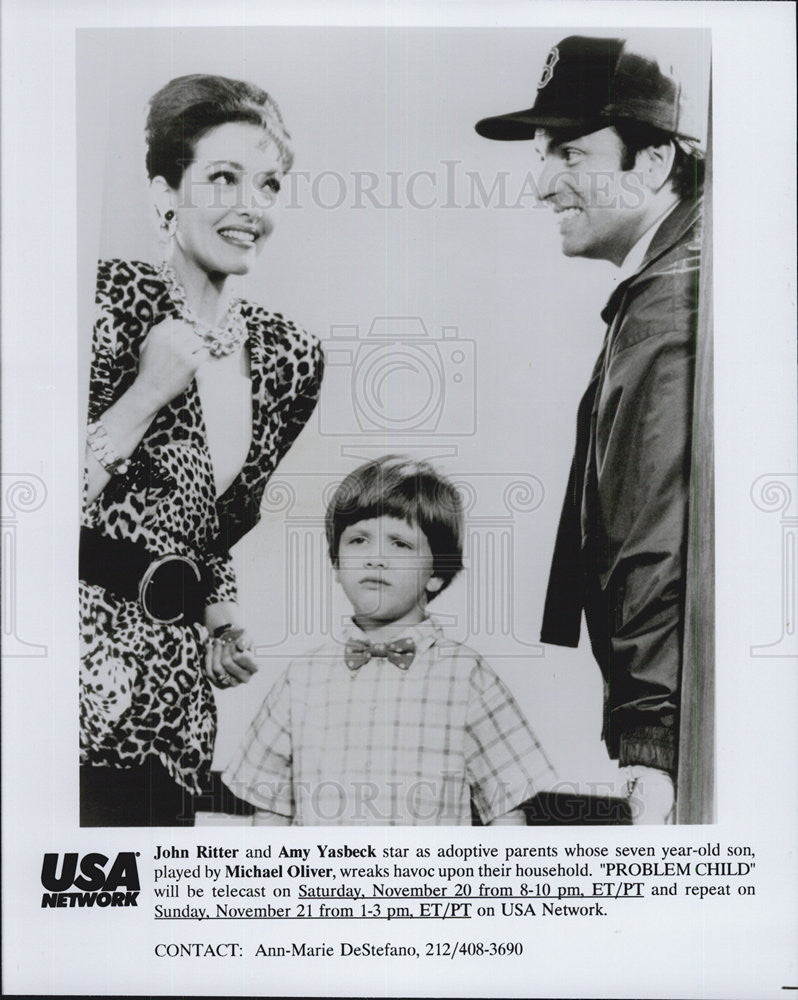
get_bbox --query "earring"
[161,209,176,238]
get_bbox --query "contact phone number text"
[425,941,523,957]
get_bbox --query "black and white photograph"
[1,1,796,997]
[76,25,712,830]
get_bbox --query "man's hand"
[625,766,675,825]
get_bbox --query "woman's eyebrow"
[205,159,244,170]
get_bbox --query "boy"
[223,456,557,825]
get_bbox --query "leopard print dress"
[80,259,323,794]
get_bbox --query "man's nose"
[535,155,563,203]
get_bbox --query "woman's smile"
[171,121,283,279]
[217,225,260,249]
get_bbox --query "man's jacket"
[541,196,703,777]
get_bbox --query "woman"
[80,74,323,826]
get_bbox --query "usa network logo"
[41,852,140,909]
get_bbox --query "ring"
[218,674,233,687]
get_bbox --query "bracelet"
[212,623,234,639]
[87,419,130,476]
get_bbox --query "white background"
[2,1,796,997]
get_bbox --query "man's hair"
[145,74,293,189]
[613,120,705,201]
[543,121,705,202]
[325,455,464,599]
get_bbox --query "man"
[476,35,707,823]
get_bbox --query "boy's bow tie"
[344,637,416,671]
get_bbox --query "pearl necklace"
[158,262,247,358]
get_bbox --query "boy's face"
[335,515,444,630]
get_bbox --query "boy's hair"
[325,456,464,599]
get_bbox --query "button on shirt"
[222,619,556,826]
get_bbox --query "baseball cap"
[475,35,702,144]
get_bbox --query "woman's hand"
[133,317,210,413]
[84,320,209,507]
[205,627,259,689]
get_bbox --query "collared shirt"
[614,200,681,286]
[222,619,557,826]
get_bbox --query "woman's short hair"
[325,456,465,599]
[145,74,293,189]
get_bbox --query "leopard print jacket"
[80,259,323,793]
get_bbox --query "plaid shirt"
[222,619,557,826]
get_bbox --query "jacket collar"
[643,194,703,267]
[600,195,703,325]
